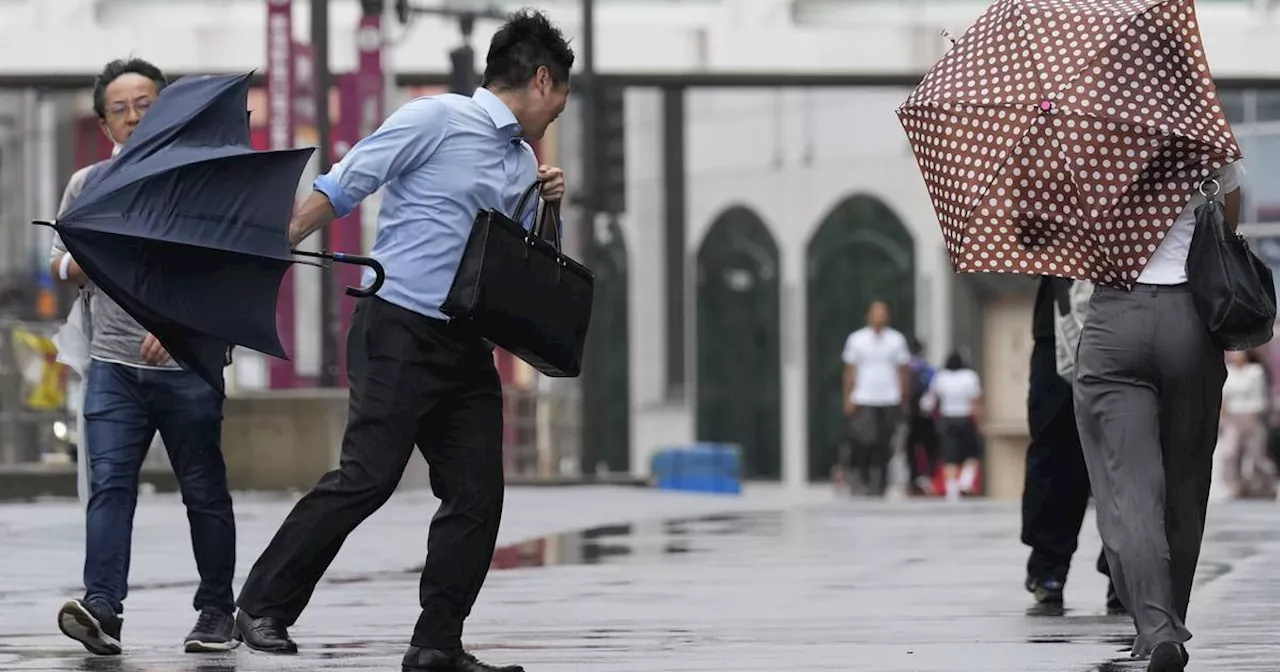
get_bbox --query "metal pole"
[578,0,601,475]
[313,0,339,387]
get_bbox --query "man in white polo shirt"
[842,301,911,496]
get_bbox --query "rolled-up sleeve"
[314,97,449,218]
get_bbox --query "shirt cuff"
[314,174,356,219]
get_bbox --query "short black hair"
[482,9,575,90]
[945,352,966,371]
[92,58,168,119]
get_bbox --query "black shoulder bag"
[1186,176,1277,351]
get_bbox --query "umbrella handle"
[332,252,385,298]
[290,249,385,298]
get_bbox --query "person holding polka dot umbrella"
[898,1,1249,670]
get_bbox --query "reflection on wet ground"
[488,513,767,571]
[3,501,1278,671]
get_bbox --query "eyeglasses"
[106,98,154,118]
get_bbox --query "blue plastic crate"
[651,443,742,495]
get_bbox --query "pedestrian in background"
[51,57,238,656]
[841,300,911,496]
[922,352,982,501]
[904,338,939,496]
[1218,349,1276,499]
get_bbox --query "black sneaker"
[1025,576,1065,604]
[185,607,238,653]
[57,597,122,655]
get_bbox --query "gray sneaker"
[184,607,238,653]
[57,597,123,655]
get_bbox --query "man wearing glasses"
[50,58,238,656]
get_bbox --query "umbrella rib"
[1057,106,1234,157]
[73,211,284,234]
[1047,3,1168,110]
[901,101,1035,112]
[1015,0,1048,104]
[1046,126,1091,230]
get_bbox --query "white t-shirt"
[1135,161,1247,285]
[1222,361,1268,415]
[927,368,982,418]
[842,327,910,406]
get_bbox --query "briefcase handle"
[511,179,564,256]
[512,180,544,228]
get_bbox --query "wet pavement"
[1,489,1277,671]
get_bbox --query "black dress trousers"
[236,296,504,654]
[1021,277,1109,583]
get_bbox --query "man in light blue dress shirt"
[233,10,571,672]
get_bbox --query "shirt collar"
[472,87,523,137]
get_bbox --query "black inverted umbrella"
[34,71,383,396]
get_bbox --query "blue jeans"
[82,359,235,615]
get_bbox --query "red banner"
[266,0,294,152]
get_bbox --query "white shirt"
[842,326,910,406]
[1222,361,1268,415]
[1135,161,1247,285]
[927,368,982,418]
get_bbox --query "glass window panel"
[1220,88,1247,125]
[1249,132,1280,223]
[1258,91,1280,123]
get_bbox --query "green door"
[696,206,782,480]
[582,217,631,473]
[806,195,915,481]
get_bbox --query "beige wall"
[980,296,1035,500]
[220,389,433,492]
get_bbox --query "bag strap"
[510,179,564,255]
[534,200,563,252]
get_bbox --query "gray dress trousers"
[1073,283,1225,657]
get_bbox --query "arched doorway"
[695,206,782,480]
[805,195,915,481]
[582,217,631,473]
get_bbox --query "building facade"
[1,0,1278,492]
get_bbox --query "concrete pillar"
[781,248,808,489]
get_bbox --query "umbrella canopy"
[38,72,382,396]
[897,0,1242,289]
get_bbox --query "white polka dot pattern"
[897,0,1242,289]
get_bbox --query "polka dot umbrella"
[897,0,1242,289]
